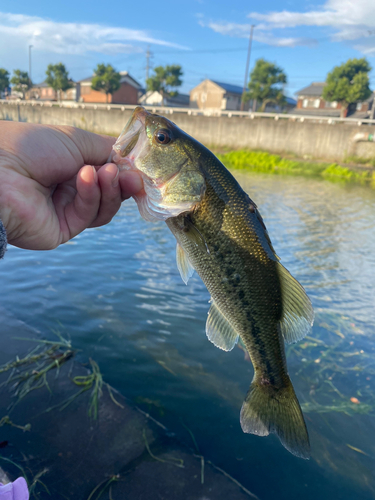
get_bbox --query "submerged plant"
[0,335,75,410]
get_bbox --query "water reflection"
[1,173,375,500]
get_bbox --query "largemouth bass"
[112,107,314,459]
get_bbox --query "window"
[314,99,320,108]
[356,102,363,111]
[201,92,207,103]
[302,99,308,108]
[325,101,338,108]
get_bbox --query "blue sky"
[1,0,375,97]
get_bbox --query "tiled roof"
[212,81,244,95]
[79,72,141,89]
[295,82,326,96]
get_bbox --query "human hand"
[0,121,143,250]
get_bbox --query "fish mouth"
[112,106,149,168]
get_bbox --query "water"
[1,172,375,500]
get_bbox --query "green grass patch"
[344,155,375,167]
[216,149,375,188]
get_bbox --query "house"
[190,79,249,111]
[261,96,296,113]
[295,82,374,118]
[139,90,190,107]
[28,81,80,101]
[78,71,141,104]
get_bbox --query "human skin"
[0,121,143,250]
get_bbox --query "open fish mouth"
[111,107,148,169]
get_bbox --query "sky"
[1,0,375,97]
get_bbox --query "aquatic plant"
[216,149,375,188]
[0,335,75,410]
[286,313,375,418]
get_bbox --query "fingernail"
[112,168,120,188]
[91,166,98,184]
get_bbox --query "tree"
[45,63,73,101]
[244,58,287,112]
[10,70,32,99]
[91,64,121,103]
[146,65,183,106]
[322,58,372,118]
[0,68,10,95]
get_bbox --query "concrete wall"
[1,102,375,161]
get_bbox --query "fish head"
[112,106,205,222]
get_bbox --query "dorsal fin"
[277,263,314,344]
[206,301,239,351]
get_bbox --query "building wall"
[2,102,375,161]
[80,82,139,104]
[190,80,224,109]
[112,83,138,104]
[297,97,371,113]
[80,85,112,103]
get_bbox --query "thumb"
[62,165,101,240]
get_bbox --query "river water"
[1,172,375,500]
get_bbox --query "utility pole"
[240,25,255,112]
[28,45,33,84]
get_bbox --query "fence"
[2,99,375,127]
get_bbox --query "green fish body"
[112,107,314,459]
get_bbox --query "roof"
[286,97,297,106]
[211,81,244,95]
[295,82,326,97]
[166,93,190,106]
[79,71,141,89]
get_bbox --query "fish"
[112,106,314,459]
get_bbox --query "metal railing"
[1,99,375,126]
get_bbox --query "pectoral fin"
[176,243,195,285]
[206,301,239,351]
[184,217,209,254]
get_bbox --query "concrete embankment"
[1,102,375,162]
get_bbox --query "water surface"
[1,172,375,500]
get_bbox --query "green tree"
[146,65,183,105]
[244,58,287,112]
[0,68,10,95]
[323,58,372,118]
[45,63,73,101]
[91,64,121,103]
[10,69,32,99]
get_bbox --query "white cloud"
[0,12,187,56]
[200,0,375,54]
[199,20,317,47]
[247,0,375,54]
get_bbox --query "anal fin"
[206,301,239,351]
[277,263,314,344]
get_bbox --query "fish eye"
[155,129,171,145]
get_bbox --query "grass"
[215,149,375,188]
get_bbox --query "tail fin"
[240,376,310,459]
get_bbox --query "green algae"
[216,149,375,188]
